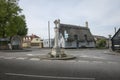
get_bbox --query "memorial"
[47,19,75,60]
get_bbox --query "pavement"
[0,48,120,80]
[0,49,32,52]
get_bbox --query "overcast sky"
[19,0,120,39]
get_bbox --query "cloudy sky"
[19,0,120,39]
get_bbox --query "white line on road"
[92,61,104,64]
[27,54,33,56]
[77,60,90,63]
[27,54,43,56]
[16,57,27,60]
[29,58,40,61]
[5,73,96,80]
[3,57,16,59]
[80,55,105,59]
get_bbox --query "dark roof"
[59,23,94,42]
[111,28,120,50]
[25,34,40,38]
[60,23,88,30]
[31,34,40,38]
[111,28,120,40]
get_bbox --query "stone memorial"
[47,19,75,60]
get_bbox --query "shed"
[0,38,10,50]
[111,28,120,51]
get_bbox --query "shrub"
[96,39,106,48]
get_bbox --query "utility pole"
[48,21,50,48]
[108,35,112,51]
[114,27,116,34]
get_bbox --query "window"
[74,35,78,40]
[84,34,87,41]
[36,39,38,41]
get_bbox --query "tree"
[0,0,27,38]
[6,15,28,37]
[96,39,106,48]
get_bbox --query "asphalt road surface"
[0,49,120,80]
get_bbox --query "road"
[0,48,120,80]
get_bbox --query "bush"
[96,39,106,48]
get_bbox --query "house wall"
[60,36,95,48]
[65,41,76,48]
[59,34,65,48]
[31,38,41,44]
[22,42,31,48]
[31,38,42,48]
[63,41,95,48]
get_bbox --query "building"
[22,34,43,48]
[11,35,22,49]
[94,35,107,41]
[0,36,22,50]
[111,28,120,51]
[58,21,95,48]
[22,36,31,48]
[43,39,54,48]
[0,38,10,50]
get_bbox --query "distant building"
[58,22,95,48]
[0,35,23,50]
[94,35,107,41]
[11,35,22,50]
[22,34,43,48]
[0,38,10,50]
[43,39,54,48]
[22,36,31,48]
[111,28,120,51]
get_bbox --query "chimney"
[85,21,88,28]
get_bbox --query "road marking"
[16,57,27,60]
[92,61,103,63]
[77,60,90,63]
[27,54,43,56]
[29,58,40,61]
[3,57,16,59]
[5,73,95,80]
[27,54,33,56]
[80,55,105,59]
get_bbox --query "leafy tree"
[0,0,27,38]
[96,39,106,48]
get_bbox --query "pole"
[48,21,50,48]
[114,27,116,34]
[108,35,112,51]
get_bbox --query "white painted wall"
[31,38,41,43]
[43,39,54,48]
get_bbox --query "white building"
[58,22,95,48]
[43,39,54,48]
